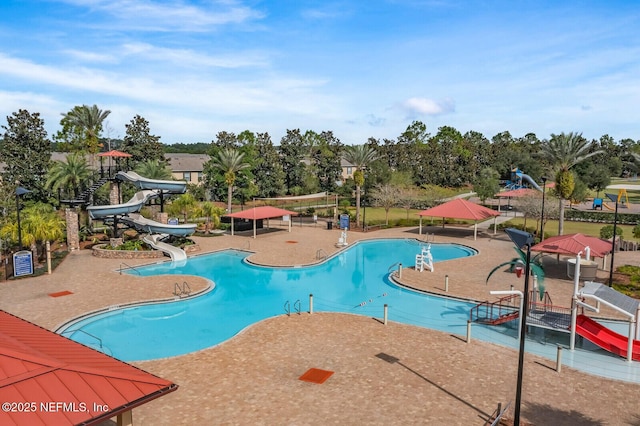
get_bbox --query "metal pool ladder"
[174,281,191,297]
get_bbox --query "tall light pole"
[605,193,619,287]
[539,176,548,242]
[15,185,31,251]
[505,228,534,426]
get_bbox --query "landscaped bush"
[105,240,150,251]
[599,225,623,239]
[565,209,638,225]
[633,223,640,239]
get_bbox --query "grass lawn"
[501,218,640,242]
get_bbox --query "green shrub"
[633,224,640,239]
[600,225,623,239]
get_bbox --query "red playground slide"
[575,315,640,361]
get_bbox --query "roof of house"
[0,310,177,425]
[165,153,209,172]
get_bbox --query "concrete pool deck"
[1,223,639,425]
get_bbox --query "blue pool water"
[59,239,640,383]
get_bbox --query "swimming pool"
[58,238,640,383]
[59,239,476,360]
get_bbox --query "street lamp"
[605,193,619,287]
[539,176,548,242]
[362,190,367,231]
[15,185,31,251]
[504,227,535,426]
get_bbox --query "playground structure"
[87,172,196,262]
[472,248,640,362]
[504,168,543,191]
[594,183,640,211]
[415,244,434,272]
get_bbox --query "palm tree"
[343,144,378,228]
[46,152,91,199]
[210,148,250,213]
[0,203,64,258]
[63,105,111,154]
[135,159,173,180]
[539,132,602,235]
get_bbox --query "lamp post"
[362,192,366,231]
[505,228,535,426]
[605,193,619,287]
[15,185,31,251]
[539,176,548,242]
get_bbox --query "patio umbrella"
[530,233,612,258]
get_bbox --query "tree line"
[1,105,639,246]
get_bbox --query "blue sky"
[1,0,639,145]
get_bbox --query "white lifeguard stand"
[336,230,348,247]
[415,244,434,272]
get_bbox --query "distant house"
[341,158,356,181]
[165,153,208,185]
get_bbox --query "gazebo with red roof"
[417,198,501,240]
[0,310,177,426]
[225,206,299,238]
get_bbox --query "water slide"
[519,173,543,191]
[120,213,197,237]
[575,315,640,361]
[116,171,187,194]
[143,234,187,262]
[88,173,194,261]
[87,190,158,219]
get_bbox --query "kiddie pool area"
[58,238,640,383]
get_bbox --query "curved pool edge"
[54,277,216,334]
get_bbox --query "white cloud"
[60,0,264,31]
[399,97,455,117]
[120,42,269,69]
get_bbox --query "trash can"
[327,221,333,230]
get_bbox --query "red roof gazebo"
[225,206,299,238]
[0,311,177,425]
[418,198,501,240]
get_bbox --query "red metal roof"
[495,188,538,198]
[418,198,501,221]
[98,149,132,158]
[0,311,177,425]
[531,233,612,258]
[225,206,299,220]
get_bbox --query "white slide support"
[143,234,187,262]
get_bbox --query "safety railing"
[174,281,191,297]
[119,262,141,275]
[316,249,328,260]
[470,294,520,325]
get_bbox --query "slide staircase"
[61,177,109,206]
[575,315,640,361]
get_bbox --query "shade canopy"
[418,198,501,221]
[98,149,132,158]
[225,206,299,238]
[531,233,612,258]
[417,198,501,240]
[225,206,298,220]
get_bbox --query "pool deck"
[1,223,639,425]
